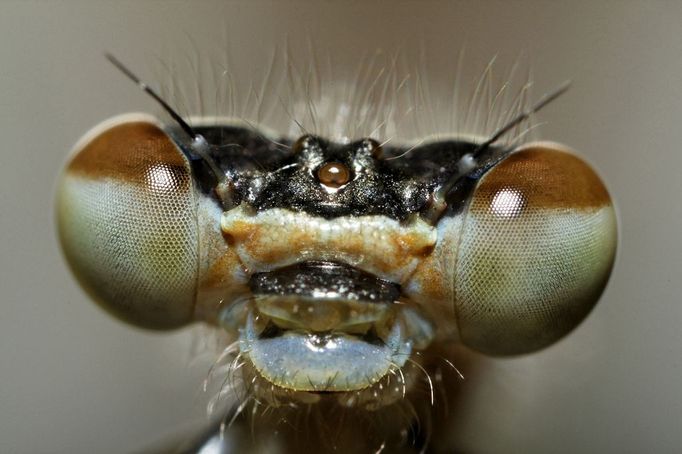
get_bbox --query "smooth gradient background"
[1,1,679,452]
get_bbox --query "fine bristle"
[147,47,539,148]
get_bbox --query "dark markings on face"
[177,124,496,220]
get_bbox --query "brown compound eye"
[452,143,617,355]
[317,161,351,188]
[56,116,202,330]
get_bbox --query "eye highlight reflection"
[145,163,178,192]
[490,187,526,218]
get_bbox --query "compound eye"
[454,143,617,355]
[56,115,199,329]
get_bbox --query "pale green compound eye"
[453,143,617,355]
[56,115,200,329]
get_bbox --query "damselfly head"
[56,54,617,449]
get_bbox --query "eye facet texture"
[57,115,199,329]
[454,144,617,355]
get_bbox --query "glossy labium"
[56,114,616,355]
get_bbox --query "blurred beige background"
[1,1,680,452]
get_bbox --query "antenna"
[424,81,572,223]
[106,53,198,140]
[105,53,228,189]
